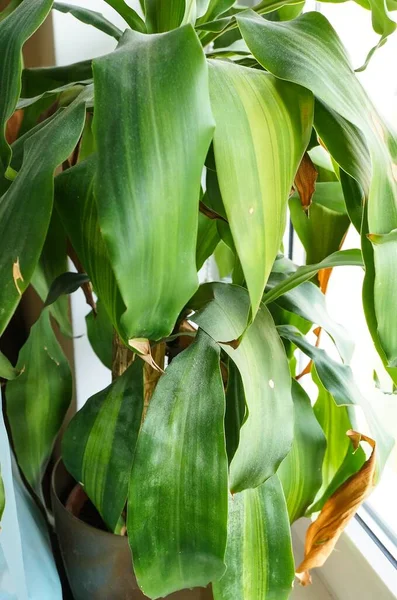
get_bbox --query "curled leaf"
[293,152,317,211]
[128,338,164,373]
[296,430,376,585]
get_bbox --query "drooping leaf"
[53,2,123,39]
[193,283,294,492]
[93,26,214,341]
[297,431,376,586]
[278,380,326,523]
[355,0,396,71]
[278,325,394,476]
[6,310,72,491]
[236,9,397,369]
[266,269,353,363]
[21,61,93,99]
[86,300,113,370]
[55,155,125,338]
[44,272,90,308]
[128,330,228,598]
[0,93,87,337]
[0,0,52,179]
[31,210,73,338]
[263,249,363,305]
[208,59,313,324]
[212,475,295,600]
[103,0,146,32]
[62,359,143,532]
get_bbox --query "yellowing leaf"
[296,430,376,586]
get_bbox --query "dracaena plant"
[0,0,396,598]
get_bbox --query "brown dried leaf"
[128,338,164,373]
[296,430,376,586]
[294,152,318,211]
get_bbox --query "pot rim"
[51,457,127,543]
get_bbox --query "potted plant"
[0,0,395,598]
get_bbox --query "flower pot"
[51,459,212,600]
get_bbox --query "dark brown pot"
[51,459,212,600]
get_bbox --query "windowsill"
[293,517,397,600]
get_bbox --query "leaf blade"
[93,27,214,340]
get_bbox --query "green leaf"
[0,351,19,380]
[309,368,365,513]
[212,475,295,600]
[196,211,221,270]
[128,330,227,598]
[208,59,313,324]
[0,94,87,337]
[289,182,351,265]
[86,300,113,370]
[224,360,245,464]
[236,9,397,368]
[31,210,73,338]
[198,0,236,23]
[6,309,72,491]
[103,0,146,32]
[55,155,125,338]
[62,359,143,532]
[44,272,90,308]
[145,0,186,31]
[0,0,52,178]
[22,60,93,98]
[263,249,363,305]
[53,2,123,39]
[93,26,214,340]
[278,325,394,476]
[277,380,326,522]
[267,272,353,363]
[193,283,294,492]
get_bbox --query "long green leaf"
[93,26,214,341]
[53,2,122,39]
[236,9,397,368]
[22,61,93,98]
[267,272,353,363]
[6,310,72,491]
[263,249,363,305]
[208,59,313,324]
[277,380,326,522]
[0,94,87,337]
[55,155,125,337]
[31,210,73,338]
[145,0,186,31]
[224,360,245,464]
[62,359,143,532]
[103,0,146,32]
[278,325,394,475]
[0,0,52,179]
[128,330,227,598]
[193,283,294,492]
[212,475,295,600]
